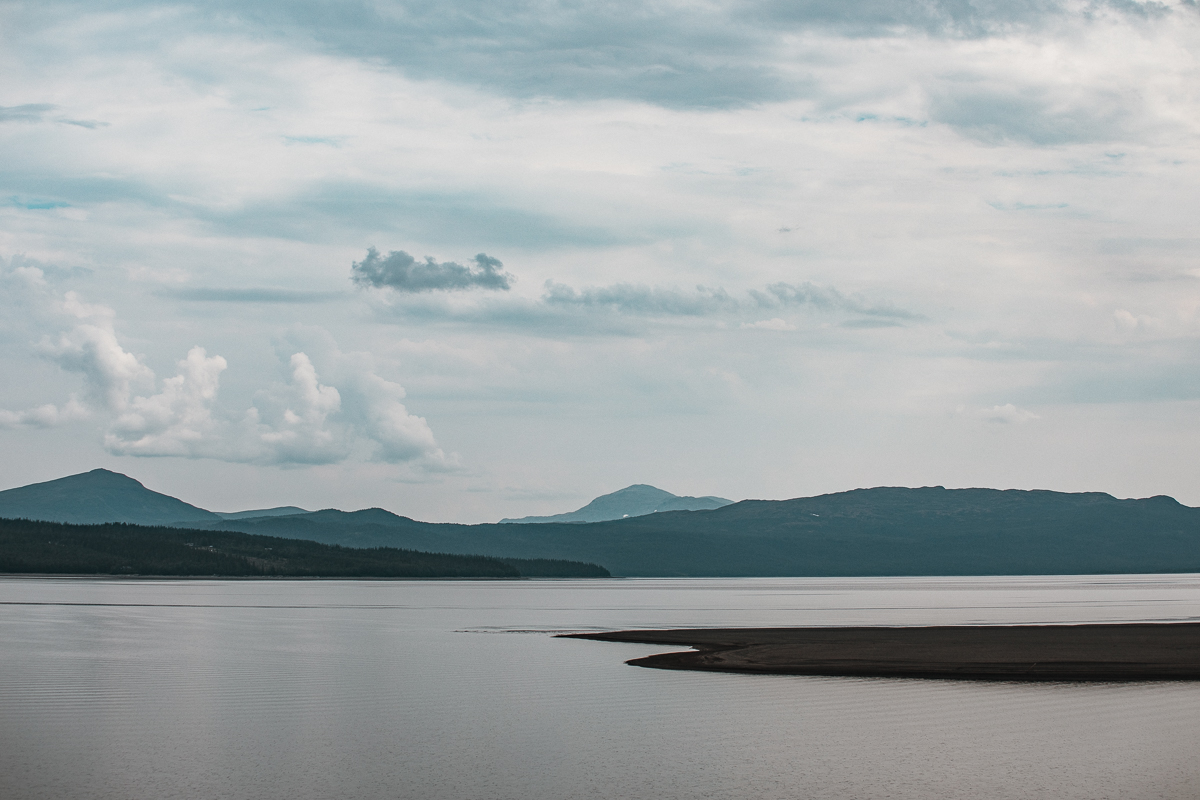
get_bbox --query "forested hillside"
[0,518,609,578]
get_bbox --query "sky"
[2,0,1200,521]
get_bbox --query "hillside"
[214,487,1200,577]
[0,517,610,578]
[500,484,732,523]
[0,469,219,526]
[6,469,1200,577]
[215,507,309,520]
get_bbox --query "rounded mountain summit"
[0,469,220,526]
[499,484,733,524]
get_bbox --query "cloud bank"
[355,257,921,331]
[195,0,1190,111]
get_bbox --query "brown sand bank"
[564,623,1200,681]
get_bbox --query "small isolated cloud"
[1112,308,1160,333]
[352,247,513,293]
[741,318,796,331]
[58,118,108,129]
[1114,309,1139,331]
[970,403,1040,424]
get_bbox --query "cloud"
[157,287,345,303]
[107,346,456,468]
[240,352,349,464]
[223,1,791,110]
[928,84,1138,145]
[339,369,453,467]
[200,184,628,248]
[351,247,513,293]
[0,103,106,128]
[742,318,797,331]
[384,270,913,326]
[751,282,919,319]
[188,0,1185,110]
[365,271,920,336]
[105,346,228,457]
[59,118,107,129]
[282,135,345,146]
[840,318,905,329]
[754,0,1177,38]
[6,197,70,210]
[0,265,452,469]
[542,281,739,316]
[39,292,157,413]
[0,104,56,123]
[970,403,1041,423]
[0,400,89,429]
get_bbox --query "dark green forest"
[0,517,610,578]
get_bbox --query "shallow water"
[3,575,1200,800]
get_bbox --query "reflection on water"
[2,575,1200,800]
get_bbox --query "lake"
[3,575,1200,799]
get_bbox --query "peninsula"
[566,623,1200,681]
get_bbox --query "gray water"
[3,575,1200,800]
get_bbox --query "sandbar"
[564,623,1200,681]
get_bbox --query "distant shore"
[565,623,1200,681]
[0,573,602,581]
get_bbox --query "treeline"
[0,517,610,578]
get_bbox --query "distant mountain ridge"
[0,469,219,526]
[205,486,1200,577]
[215,507,309,520]
[0,470,310,526]
[7,470,1200,577]
[500,484,732,523]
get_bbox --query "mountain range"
[4,469,1200,577]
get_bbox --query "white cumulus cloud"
[0,264,451,470]
[105,346,228,457]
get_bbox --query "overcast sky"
[2,0,1200,521]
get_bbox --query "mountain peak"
[0,469,218,526]
[81,468,146,486]
[500,484,733,524]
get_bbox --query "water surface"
[3,575,1200,799]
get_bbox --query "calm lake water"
[3,575,1200,800]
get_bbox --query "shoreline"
[0,573,615,582]
[563,623,1200,681]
